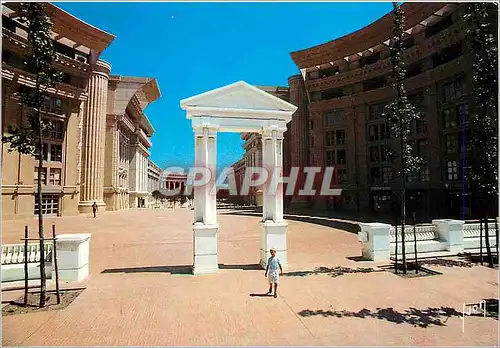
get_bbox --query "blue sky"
[55,2,393,171]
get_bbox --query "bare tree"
[383,3,423,274]
[2,3,62,307]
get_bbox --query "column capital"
[193,125,218,137]
[90,59,111,79]
[261,126,284,140]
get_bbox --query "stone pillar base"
[78,201,106,214]
[193,223,219,275]
[55,233,91,282]
[260,220,288,269]
[359,223,391,261]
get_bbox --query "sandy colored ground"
[2,208,498,346]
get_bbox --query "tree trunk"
[394,215,398,274]
[413,212,418,273]
[495,218,499,266]
[400,143,407,274]
[480,218,483,265]
[24,226,29,307]
[37,108,46,308]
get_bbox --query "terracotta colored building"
[232,3,494,220]
[289,2,488,220]
[1,3,160,219]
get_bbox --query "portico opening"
[180,81,298,275]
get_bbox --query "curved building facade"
[1,3,162,219]
[289,2,482,220]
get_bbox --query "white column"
[260,128,287,268]
[192,126,219,275]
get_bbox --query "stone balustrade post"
[54,234,91,282]
[432,219,465,253]
[358,223,392,261]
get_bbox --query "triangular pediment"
[180,81,297,113]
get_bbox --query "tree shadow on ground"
[219,208,361,234]
[456,253,499,266]
[283,266,383,278]
[417,257,475,268]
[298,306,467,328]
[101,263,262,275]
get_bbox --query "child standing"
[265,247,283,298]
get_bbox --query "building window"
[415,139,427,159]
[382,167,392,184]
[407,170,419,183]
[335,129,345,145]
[336,168,347,183]
[447,160,458,181]
[363,76,386,92]
[457,103,469,127]
[310,136,314,148]
[369,146,380,163]
[309,119,314,130]
[420,166,430,182]
[321,88,343,100]
[369,125,378,141]
[49,168,61,186]
[443,109,457,128]
[369,104,384,121]
[34,167,47,186]
[319,66,339,78]
[41,96,63,115]
[325,150,335,166]
[49,144,63,162]
[445,134,458,154]
[336,149,346,164]
[442,76,465,103]
[325,109,345,127]
[43,119,65,140]
[415,113,427,134]
[371,167,381,184]
[325,131,335,147]
[433,43,463,69]
[34,194,59,215]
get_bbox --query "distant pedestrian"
[265,247,283,298]
[92,202,98,218]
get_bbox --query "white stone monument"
[180,81,297,275]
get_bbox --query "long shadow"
[101,263,262,275]
[101,265,192,275]
[298,306,467,328]
[249,293,272,298]
[220,209,361,234]
[219,263,262,270]
[284,266,383,278]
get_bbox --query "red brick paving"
[2,208,498,346]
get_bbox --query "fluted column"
[79,60,111,213]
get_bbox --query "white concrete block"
[433,219,465,252]
[260,221,287,268]
[359,222,391,261]
[193,223,219,275]
[55,233,91,282]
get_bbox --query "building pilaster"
[79,60,111,213]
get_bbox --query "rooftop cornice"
[290,2,448,69]
[4,2,115,55]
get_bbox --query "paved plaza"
[2,208,498,346]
